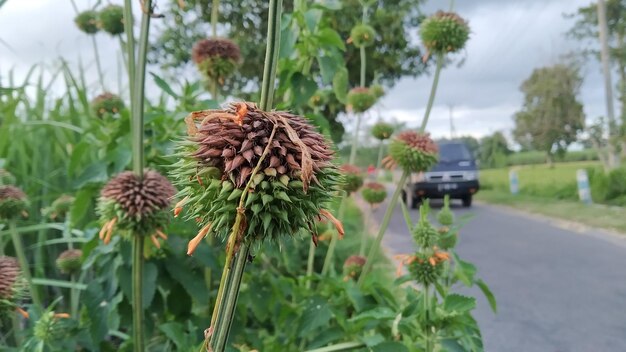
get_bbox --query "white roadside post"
[577,169,592,204]
[509,169,519,195]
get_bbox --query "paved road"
[371,196,626,352]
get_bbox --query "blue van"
[403,141,479,208]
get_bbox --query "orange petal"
[150,235,161,249]
[429,257,436,266]
[319,209,344,239]
[16,307,29,319]
[187,223,212,256]
[54,313,70,319]
[156,229,168,240]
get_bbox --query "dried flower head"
[350,24,376,48]
[371,122,394,140]
[340,164,363,195]
[97,170,175,248]
[43,194,74,221]
[91,92,125,118]
[343,255,367,280]
[99,5,125,35]
[0,256,27,315]
[347,87,377,113]
[192,38,241,85]
[361,182,387,205]
[171,102,342,254]
[0,169,16,186]
[383,131,438,172]
[56,249,83,274]
[420,11,470,54]
[75,10,99,34]
[0,185,29,220]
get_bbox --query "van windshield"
[439,144,471,162]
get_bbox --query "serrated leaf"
[476,279,497,313]
[150,72,180,99]
[298,296,332,337]
[317,28,346,51]
[443,294,476,315]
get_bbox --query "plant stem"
[132,0,151,177]
[63,217,73,250]
[259,0,283,110]
[132,235,144,352]
[123,0,136,103]
[70,273,78,318]
[305,341,366,352]
[348,114,362,165]
[423,284,433,352]
[211,0,219,37]
[305,239,316,289]
[360,46,366,87]
[91,36,106,91]
[358,170,409,287]
[9,220,41,306]
[399,198,413,232]
[376,140,385,173]
[420,53,444,133]
[212,244,250,351]
[359,205,372,256]
[321,197,347,275]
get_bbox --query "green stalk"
[375,140,385,173]
[305,239,316,289]
[348,114,362,165]
[423,284,433,352]
[63,216,73,250]
[305,341,366,352]
[360,46,366,87]
[321,197,347,275]
[9,220,41,306]
[211,0,219,37]
[399,198,413,232]
[419,53,444,133]
[70,273,78,318]
[132,236,144,352]
[91,36,106,90]
[358,170,409,286]
[259,0,283,111]
[123,0,136,102]
[129,1,151,350]
[359,205,372,256]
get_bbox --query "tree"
[150,0,428,142]
[479,131,510,168]
[512,64,585,165]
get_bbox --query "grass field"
[480,161,601,200]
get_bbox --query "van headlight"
[463,171,478,181]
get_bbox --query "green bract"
[420,11,470,54]
[386,131,438,172]
[171,103,341,245]
[0,185,28,220]
[43,194,74,221]
[371,121,394,140]
[56,249,83,274]
[74,10,99,34]
[350,24,376,48]
[361,182,387,205]
[409,254,443,285]
[347,87,377,113]
[91,92,124,118]
[99,5,124,35]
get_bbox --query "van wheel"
[462,195,472,207]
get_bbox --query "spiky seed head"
[408,254,443,285]
[309,90,329,108]
[34,311,71,343]
[371,122,394,140]
[97,169,176,238]
[437,208,454,226]
[192,38,241,83]
[386,131,438,172]
[340,164,363,195]
[91,92,125,118]
[420,11,470,54]
[98,5,125,35]
[75,10,99,34]
[0,185,29,220]
[0,169,16,186]
[350,24,376,48]
[43,194,74,221]
[361,182,387,205]
[343,255,366,279]
[0,256,27,315]
[412,202,439,248]
[56,249,83,274]
[347,87,377,113]
[171,102,341,246]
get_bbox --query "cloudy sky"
[0,0,609,141]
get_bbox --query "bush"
[588,166,626,206]
[505,150,599,167]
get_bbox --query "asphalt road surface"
[370,196,626,352]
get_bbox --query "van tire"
[462,195,472,207]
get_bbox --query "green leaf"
[316,28,345,51]
[83,281,109,345]
[275,191,292,203]
[142,262,158,309]
[31,278,87,290]
[279,15,298,59]
[476,279,497,313]
[227,188,243,201]
[290,73,318,107]
[304,9,323,32]
[371,342,409,352]
[262,194,274,206]
[453,252,477,286]
[443,294,476,315]
[74,162,108,188]
[150,72,180,99]
[332,68,349,103]
[314,0,342,10]
[159,322,193,351]
[70,187,96,226]
[298,296,332,337]
[69,141,89,177]
[164,259,209,306]
[318,55,339,85]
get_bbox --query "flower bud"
[420,11,470,54]
[350,24,376,48]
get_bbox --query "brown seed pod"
[0,185,28,220]
[192,38,241,83]
[0,256,27,314]
[56,249,83,274]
